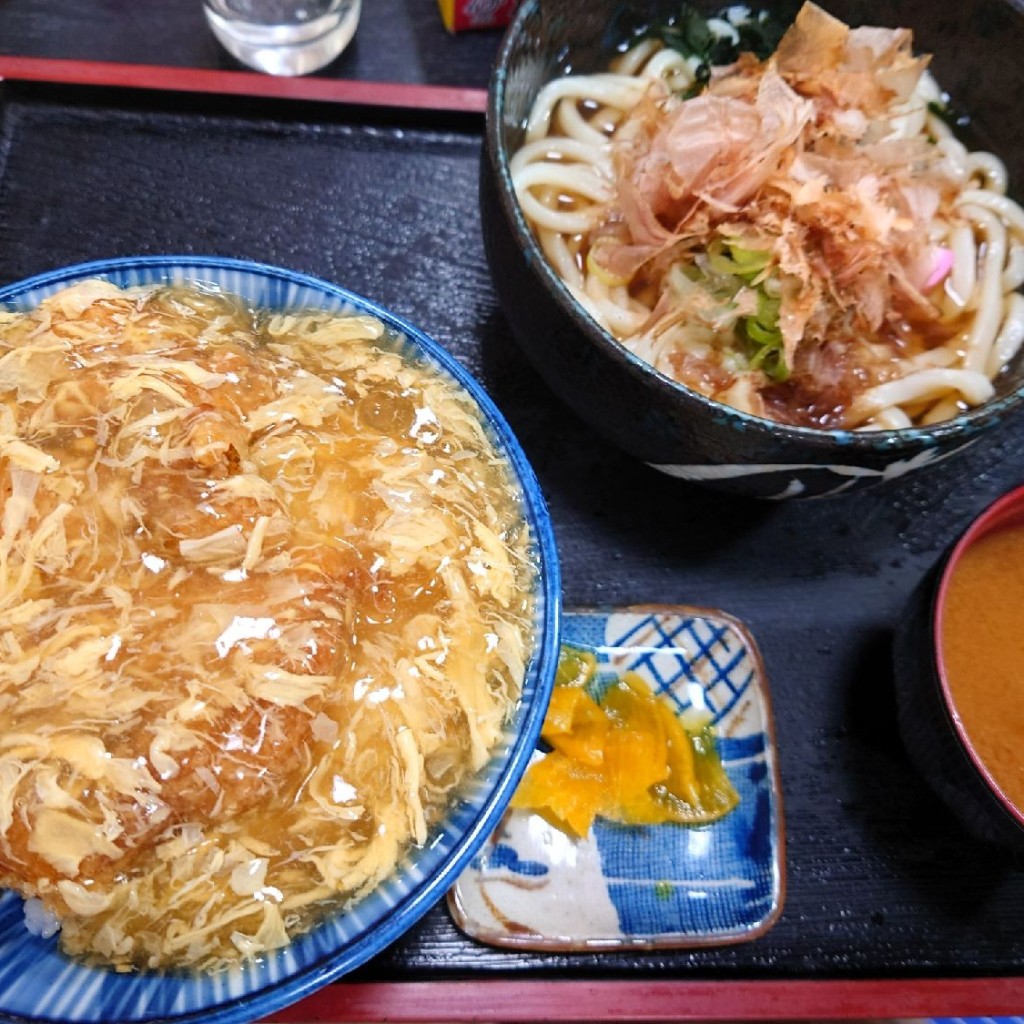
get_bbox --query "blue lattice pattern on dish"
[571,609,758,733]
[448,607,784,950]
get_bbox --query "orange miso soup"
[940,518,1024,813]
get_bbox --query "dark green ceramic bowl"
[481,0,1024,498]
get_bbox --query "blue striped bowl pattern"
[0,257,561,1024]
[448,606,784,949]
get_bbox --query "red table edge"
[262,977,1024,1021]
[1,51,1022,1024]
[0,56,488,114]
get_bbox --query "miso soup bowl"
[482,0,1024,499]
[0,255,562,1024]
[893,484,1024,856]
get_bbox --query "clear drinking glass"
[203,0,361,76]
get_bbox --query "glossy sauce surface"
[0,281,535,971]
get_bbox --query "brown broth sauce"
[941,524,1024,811]
[0,282,537,972]
[521,36,992,430]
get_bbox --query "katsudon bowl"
[482,0,1024,499]
[0,255,561,1024]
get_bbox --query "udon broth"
[511,2,1024,429]
[0,280,536,971]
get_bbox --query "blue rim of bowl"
[0,255,562,1024]
[487,0,1024,450]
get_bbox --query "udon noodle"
[0,280,536,971]
[512,2,1024,429]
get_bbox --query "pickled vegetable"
[511,646,739,838]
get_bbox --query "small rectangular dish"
[448,605,785,950]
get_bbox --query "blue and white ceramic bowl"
[449,605,784,949]
[483,0,1024,499]
[0,256,562,1024]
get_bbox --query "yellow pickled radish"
[512,645,740,838]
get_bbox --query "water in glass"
[203,0,361,76]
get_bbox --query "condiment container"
[437,0,516,32]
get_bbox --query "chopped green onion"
[741,287,788,382]
[672,240,789,382]
[745,317,779,346]
[555,645,596,689]
[707,238,771,282]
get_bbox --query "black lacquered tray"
[1,77,1024,1019]
[0,0,502,87]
